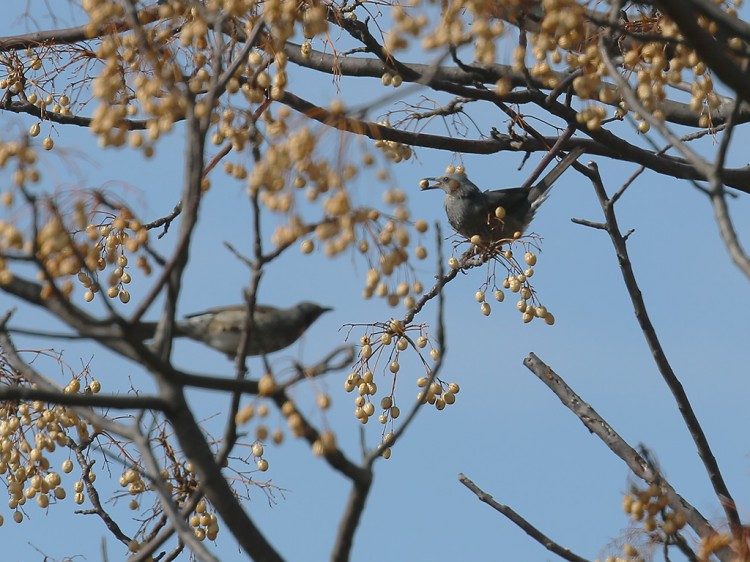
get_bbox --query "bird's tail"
[528,146,585,211]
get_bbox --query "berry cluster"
[344,319,458,457]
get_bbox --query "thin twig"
[459,473,591,562]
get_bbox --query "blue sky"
[2,3,750,561]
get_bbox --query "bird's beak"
[420,177,440,190]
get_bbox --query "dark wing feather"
[483,187,532,214]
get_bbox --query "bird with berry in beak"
[420,147,584,244]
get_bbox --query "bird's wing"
[482,187,530,211]
[183,304,278,319]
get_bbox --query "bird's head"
[296,301,333,324]
[420,173,479,196]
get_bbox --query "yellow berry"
[301,239,314,254]
[317,394,331,409]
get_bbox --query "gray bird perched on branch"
[420,147,584,244]
[142,301,331,358]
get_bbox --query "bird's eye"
[442,176,449,181]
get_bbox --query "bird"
[420,147,584,244]
[140,301,332,358]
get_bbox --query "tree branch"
[459,473,591,562]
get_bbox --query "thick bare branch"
[523,353,726,560]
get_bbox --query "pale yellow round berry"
[258,373,276,396]
[252,443,264,457]
[42,137,54,150]
[62,459,73,473]
[480,302,491,316]
[475,290,485,302]
[390,406,400,418]
[29,123,41,137]
[448,257,459,269]
[544,313,555,326]
[414,219,428,233]
[430,348,440,360]
[256,459,269,471]
[494,289,505,302]
[415,246,427,259]
[470,234,482,245]
[317,394,331,409]
[416,336,427,348]
[494,206,506,219]
[301,239,314,254]
[524,252,537,266]
[389,361,400,373]
[83,290,95,302]
[418,179,429,189]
